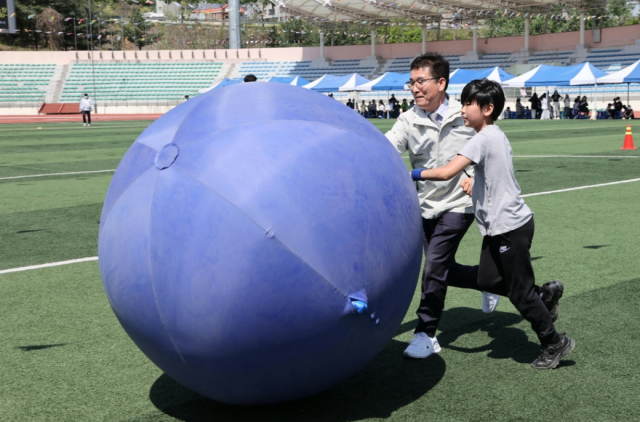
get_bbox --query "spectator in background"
[529,93,540,119]
[623,105,635,119]
[392,101,401,118]
[606,103,615,119]
[368,100,377,118]
[183,95,189,102]
[572,97,580,119]
[346,99,354,109]
[540,93,550,120]
[328,93,335,99]
[614,97,623,117]
[579,96,589,117]
[360,100,368,116]
[551,90,562,120]
[503,107,512,119]
[401,98,409,112]
[384,101,393,119]
[409,99,415,108]
[378,100,385,118]
[563,94,571,119]
[389,94,398,106]
[79,93,94,127]
[515,98,524,118]
[243,74,257,82]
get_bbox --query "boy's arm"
[411,155,474,181]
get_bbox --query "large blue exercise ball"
[98,83,423,405]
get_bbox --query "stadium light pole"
[524,15,530,50]
[579,9,585,46]
[73,18,78,51]
[229,0,241,49]
[421,23,426,54]
[88,0,98,114]
[370,26,375,57]
[472,23,477,53]
[319,30,325,59]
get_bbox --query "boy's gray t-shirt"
[458,124,533,237]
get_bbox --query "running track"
[0,114,163,124]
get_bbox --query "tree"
[35,7,64,50]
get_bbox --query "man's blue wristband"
[411,169,424,181]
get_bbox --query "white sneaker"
[403,332,441,359]
[482,291,500,313]
[88,123,91,127]
[83,123,87,126]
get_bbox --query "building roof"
[275,0,606,26]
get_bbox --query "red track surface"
[0,114,163,124]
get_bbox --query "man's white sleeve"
[385,117,410,154]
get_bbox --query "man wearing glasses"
[386,53,500,359]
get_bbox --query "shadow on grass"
[391,307,541,364]
[16,343,71,352]
[149,339,445,422]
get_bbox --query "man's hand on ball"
[461,177,473,196]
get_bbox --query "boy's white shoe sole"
[482,291,500,313]
[403,333,441,359]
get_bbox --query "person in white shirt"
[384,101,393,119]
[385,53,500,359]
[79,94,94,127]
[540,93,550,120]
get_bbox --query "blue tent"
[449,67,515,85]
[502,63,607,87]
[304,73,369,92]
[347,72,410,91]
[266,76,311,86]
[199,78,242,93]
[597,59,640,83]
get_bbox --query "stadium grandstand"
[2,0,640,117]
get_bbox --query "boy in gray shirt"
[411,79,574,370]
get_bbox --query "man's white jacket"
[79,98,93,111]
[386,99,475,219]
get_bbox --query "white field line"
[0,169,116,181]
[403,155,638,160]
[2,177,639,276]
[0,257,98,275]
[522,177,640,198]
[514,155,639,158]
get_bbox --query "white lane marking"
[0,257,98,275]
[514,155,639,158]
[0,169,116,181]
[2,178,640,275]
[522,178,640,198]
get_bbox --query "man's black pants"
[415,212,481,337]
[477,217,560,346]
[82,110,91,124]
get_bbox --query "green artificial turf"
[1,119,639,421]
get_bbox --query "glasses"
[406,77,440,88]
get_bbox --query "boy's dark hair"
[410,53,450,90]
[460,79,505,121]
[244,74,257,82]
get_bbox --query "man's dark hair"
[460,79,505,121]
[84,93,88,97]
[410,53,450,90]
[244,74,257,82]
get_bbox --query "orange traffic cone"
[620,125,637,150]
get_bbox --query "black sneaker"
[540,279,563,322]
[531,334,575,370]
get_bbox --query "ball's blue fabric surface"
[98,83,423,405]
